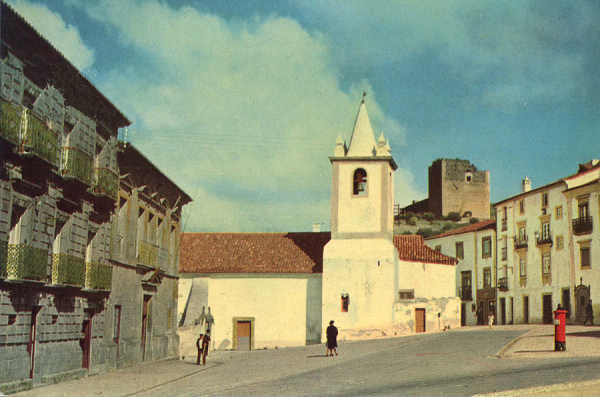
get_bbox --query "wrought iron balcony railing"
[21,113,60,167]
[61,147,93,185]
[498,277,508,291]
[572,216,593,235]
[85,262,113,290]
[0,100,21,145]
[92,167,119,200]
[52,253,85,287]
[0,240,7,279]
[6,244,48,282]
[458,286,473,301]
[137,240,159,268]
[536,232,553,247]
[514,235,528,250]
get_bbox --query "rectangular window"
[519,257,527,277]
[581,247,591,268]
[542,253,551,275]
[518,225,526,241]
[556,235,564,250]
[541,222,551,240]
[555,206,563,219]
[482,237,492,258]
[461,271,472,300]
[579,201,589,219]
[341,294,349,312]
[113,305,121,343]
[483,267,491,288]
[519,200,524,214]
[398,289,415,300]
[455,242,464,260]
[542,192,549,208]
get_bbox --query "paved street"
[13,326,600,397]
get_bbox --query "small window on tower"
[341,294,349,312]
[353,168,367,196]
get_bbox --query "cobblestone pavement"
[11,325,600,397]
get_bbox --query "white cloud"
[70,0,423,232]
[7,0,95,71]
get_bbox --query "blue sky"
[8,0,600,232]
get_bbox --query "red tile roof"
[179,232,330,274]
[425,219,496,240]
[179,232,457,274]
[393,235,457,265]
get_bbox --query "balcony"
[137,240,159,268]
[92,167,119,200]
[85,262,113,291]
[61,147,93,185]
[573,216,593,235]
[501,247,507,261]
[0,240,7,278]
[498,277,508,291]
[514,235,528,250]
[536,232,553,247]
[158,247,170,272]
[458,286,473,301]
[501,219,507,231]
[51,253,85,287]
[21,113,60,167]
[6,244,48,282]
[0,100,21,145]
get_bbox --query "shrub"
[402,230,413,235]
[446,212,461,222]
[422,212,435,221]
[407,216,418,226]
[416,227,434,238]
[469,217,480,224]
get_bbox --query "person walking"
[585,301,594,325]
[326,320,338,357]
[196,333,204,365]
[201,330,211,365]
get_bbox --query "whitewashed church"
[178,97,460,351]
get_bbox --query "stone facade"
[0,3,191,393]
[428,159,490,220]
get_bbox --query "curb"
[472,378,600,397]
[494,328,535,358]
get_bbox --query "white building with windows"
[425,220,497,326]
[494,161,600,325]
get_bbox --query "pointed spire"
[347,93,377,157]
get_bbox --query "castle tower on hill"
[427,158,490,220]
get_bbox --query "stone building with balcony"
[493,162,600,326]
[425,220,497,326]
[0,2,190,393]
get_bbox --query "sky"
[7,0,600,232]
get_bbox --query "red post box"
[554,308,567,351]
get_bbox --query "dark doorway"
[500,298,506,325]
[510,297,514,324]
[415,308,426,333]
[543,294,553,324]
[460,303,466,326]
[523,296,529,324]
[562,288,571,319]
[28,306,41,379]
[80,310,93,369]
[141,295,152,360]
[575,284,590,324]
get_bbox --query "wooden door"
[81,312,92,369]
[523,296,529,324]
[236,321,251,351]
[141,295,152,360]
[542,294,553,324]
[460,303,466,326]
[510,297,514,324]
[28,307,41,379]
[500,298,506,325]
[575,285,589,323]
[415,308,426,333]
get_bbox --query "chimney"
[522,177,531,193]
[312,223,321,233]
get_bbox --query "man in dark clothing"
[585,301,594,326]
[326,320,338,357]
